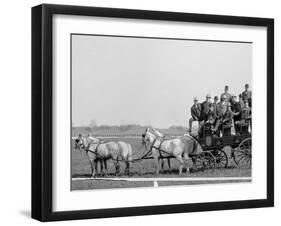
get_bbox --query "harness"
[86,140,110,158]
[183,134,200,155]
[152,134,199,157]
[148,137,174,157]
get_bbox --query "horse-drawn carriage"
[74,122,251,177]
[140,128,217,173]
[195,122,252,169]
[140,121,252,174]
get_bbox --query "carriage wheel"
[211,149,228,168]
[233,138,252,168]
[194,151,216,172]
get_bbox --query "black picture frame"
[32,4,274,222]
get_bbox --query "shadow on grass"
[72,164,250,178]
[72,169,198,178]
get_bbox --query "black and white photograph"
[29,3,274,222]
[72,34,253,190]
[0,0,278,223]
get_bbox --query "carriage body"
[194,123,252,168]
[198,131,250,151]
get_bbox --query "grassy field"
[72,179,251,190]
[71,136,251,190]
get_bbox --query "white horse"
[75,134,106,176]
[85,134,108,175]
[75,134,133,177]
[150,128,172,170]
[142,128,199,174]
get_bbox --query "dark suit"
[190,104,201,120]
[200,101,212,121]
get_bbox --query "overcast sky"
[72,34,252,128]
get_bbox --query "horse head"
[74,134,87,153]
[142,128,155,145]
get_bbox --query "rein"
[144,132,197,157]
[86,140,110,156]
[146,136,172,157]
[80,139,146,163]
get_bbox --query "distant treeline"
[72,124,187,137]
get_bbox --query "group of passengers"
[188,84,252,136]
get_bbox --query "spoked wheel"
[194,151,216,172]
[233,138,252,168]
[211,149,228,168]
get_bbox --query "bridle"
[75,137,111,158]
[74,138,85,153]
[141,133,150,150]
[141,130,182,157]
[142,131,162,151]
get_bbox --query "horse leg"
[124,162,128,175]
[89,160,94,177]
[183,152,190,173]
[127,161,130,175]
[167,158,171,171]
[151,149,160,175]
[153,155,160,175]
[160,158,164,172]
[124,160,128,175]
[116,161,120,176]
[161,158,170,173]
[176,155,184,174]
[191,156,197,171]
[99,159,104,176]
[103,159,108,176]
[95,159,100,176]
[114,159,120,176]
[90,159,96,178]
[125,160,131,175]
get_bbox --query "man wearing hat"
[222,102,234,126]
[188,97,201,132]
[195,94,212,135]
[217,95,228,117]
[213,95,228,135]
[241,100,251,124]
[220,85,232,103]
[238,94,245,110]
[240,100,252,132]
[206,104,217,127]
[201,94,212,121]
[241,83,252,107]
[231,95,242,134]
[213,96,219,116]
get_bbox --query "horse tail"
[116,141,132,162]
[127,143,133,162]
[183,140,190,156]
